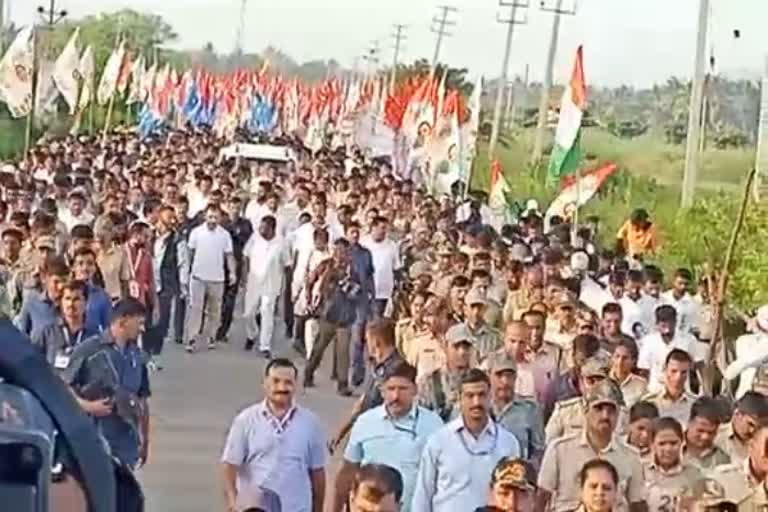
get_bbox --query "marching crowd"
[4,127,768,512]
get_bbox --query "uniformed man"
[395,290,429,358]
[716,391,768,464]
[431,243,456,298]
[706,421,768,508]
[641,348,697,428]
[68,298,151,469]
[645,417,705,512]
[624,400,660,465]
[683,397,731,471]
[469,268,503,331]
[610,338,648,408]
[487,351,545,466]
[546,355,629,442]
[536,379,646,512]
[417,323,473,421]
[462,288,501,363]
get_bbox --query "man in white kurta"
[243,215,289,357]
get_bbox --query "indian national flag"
[547,45,586,183]
[545,162,617,226]
[489,160,516,228]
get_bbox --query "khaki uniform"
[464,322,500,362]
[431,272,455,298]
[538,430,646,512]
[644,462,704,512]
[405,332,446,380]
[614,373,649,409]
[416,368,465,422]
[704,459,768,510]
[624,439,653,466]
[683,444,731,471]
[715,422,749,464]
[395,318,419,357]
[483,297,503,331]
[502,288,534,324]
[641,389,698,428]
[545,397,629,443]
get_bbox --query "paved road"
[141,323,355,512]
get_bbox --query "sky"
[7,0,768,87]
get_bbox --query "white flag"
[0,27,34,118]
[36,59,59,114]
[127,55,145,104]
[140,62,156,104]
[77,45,95,110]
[53,27,80,114]
[97,40,125,105]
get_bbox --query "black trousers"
[144,290,175,356]
[216,283,238,341]
[174,295,186,343]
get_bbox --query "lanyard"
[62,326,84,351]
[457,422,499,457]
[388,408,420,440]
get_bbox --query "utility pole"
[506,63,529,130]
[0,0,5,53]
[430,5,457,74]
[531,0,576,164]
[233,0,248,64]
[488,0,528,159]
[390,23,407,92]
[681,0,711,208]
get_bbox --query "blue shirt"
[411,416,521,512]
[221,401,327,512]
[16,290,58,340]
[350,243,375,305]
[344,405,444,511]
[84,283,112,335]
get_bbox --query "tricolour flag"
[547,45,586,183]
[127,55,146,104]
[488,159,517,230]
[0,27,34,118]
[77,45,95,110]
[97,40,126,105]
[545,162,617,225]
[460,76,482,187]
[53,28,81,114]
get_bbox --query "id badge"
[54,354,71,369]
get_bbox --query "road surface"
[141,325,354,512]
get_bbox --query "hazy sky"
[8,0,768,87]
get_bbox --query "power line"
[430,5,458,73]
[390,23,407,92]
[531,0,577,165]
[488,0,529,159]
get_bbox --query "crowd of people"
[4,127,768,512]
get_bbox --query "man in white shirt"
[186,204,236,352]
[361,216,401,317]
[59,190,94,232]
[662,268,701,337]
[619,270,651,338]
[243,215,289,358]
[638,304,703,393]
[723,304,768,399]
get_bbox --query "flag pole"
[88,69,95,134]
[24,27,39,156]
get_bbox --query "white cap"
[570,251,590,272]
[526,199,540,212]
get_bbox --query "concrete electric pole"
[681,0,711,208]
[488,0,528,159]
[390,23,407,92]
[362,40,381,76]
[531,0,576,164]
[430,5,458,73]
[234,0,248,58]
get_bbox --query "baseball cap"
[445,324,473,346]
[581,356,611,379]
[487,352,517,374]
[570,251,590,272]
[465,288,489,307]
[112,298,146,320]
[492,457,536,491]
[409,261,432,280]
[584,378,624,408]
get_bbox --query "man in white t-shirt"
[661,268,701,337]
[243,215,289,358]
[361,216,401,317]
[185,204,236,352]
[638,304,703,393]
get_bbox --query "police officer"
[69,298,152,470]
[417,324,474,421]
[487,352,545,465]
[706,420,768,507]
[641,348,697,428]
[716,391,768,464]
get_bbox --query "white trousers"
[245,295,277,351]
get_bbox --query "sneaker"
[260,350,272,360]
[292,341,306,357]
[153,356,164,371]
[244,339,255,351]
[174,338,183,345]
[337,384,353,397]
[185,344,196,354]
[207,340,217,351]
[147,359,158,373]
